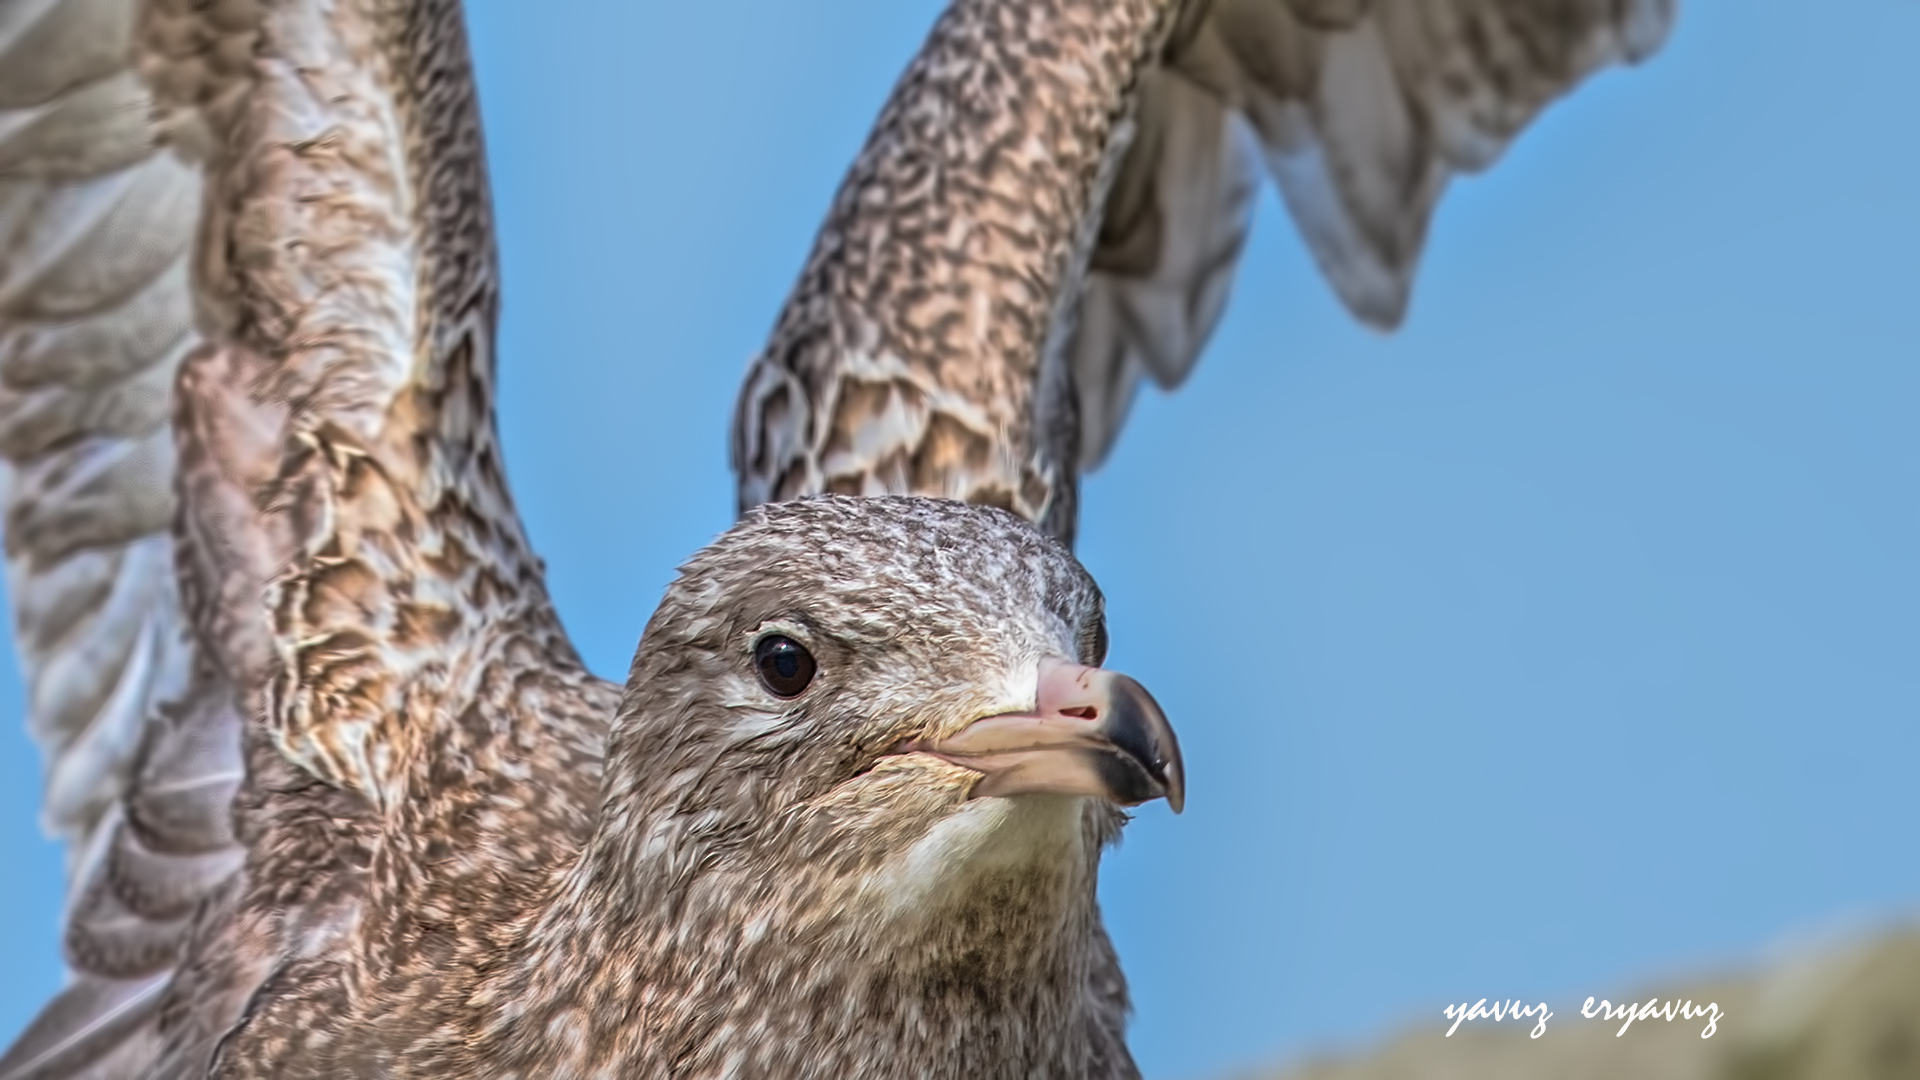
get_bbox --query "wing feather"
[1069,67,1262,467]
[0,974,165,1080]
[0,0,244,1074]
[1069,0,1677,468]
[9,0,609,1068]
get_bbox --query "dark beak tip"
[1109,674,1185,815]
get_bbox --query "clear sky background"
[2,2,1916,1077]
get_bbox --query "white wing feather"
[0,0,243,1075]
[1068,0,1677,467]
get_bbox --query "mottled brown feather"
[4,0,612,1074]
[734,0,1677,506]
[734,0,1184,548]
[150,0,616,1072]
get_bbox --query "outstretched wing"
[0,0,250,1074]
[734,0,1674,537]
[1069,0,1675,465]
[5,0,613,1073]
[144,0,612,1070]
[733,0,1182,546]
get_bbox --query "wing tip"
[1620,0,1682,65]
[0,974,165,1080]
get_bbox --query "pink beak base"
[908,659,1185,813]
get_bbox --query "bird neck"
[468,770,1123,1077]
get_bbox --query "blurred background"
[2,1,1915,1077]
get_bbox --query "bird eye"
[753,635,816,697]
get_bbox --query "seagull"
[0,0,1669,1074]
[232,494,1183,1076]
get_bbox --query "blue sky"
[2,2,1915,1077]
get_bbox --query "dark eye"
[754,635,817,697]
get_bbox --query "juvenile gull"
[0,0,1669,1073]
[347,495,1184,1076]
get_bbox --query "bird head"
[506,498,1179,1080]
[595,494,1182,931]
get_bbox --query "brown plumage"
[3,0,617,1073]
[732,0,1676,538]
[233,494,1182,1077]
[0,0,1669,1075]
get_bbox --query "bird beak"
[909,658,1185,813]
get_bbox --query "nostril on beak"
[1060,706,1097,720]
